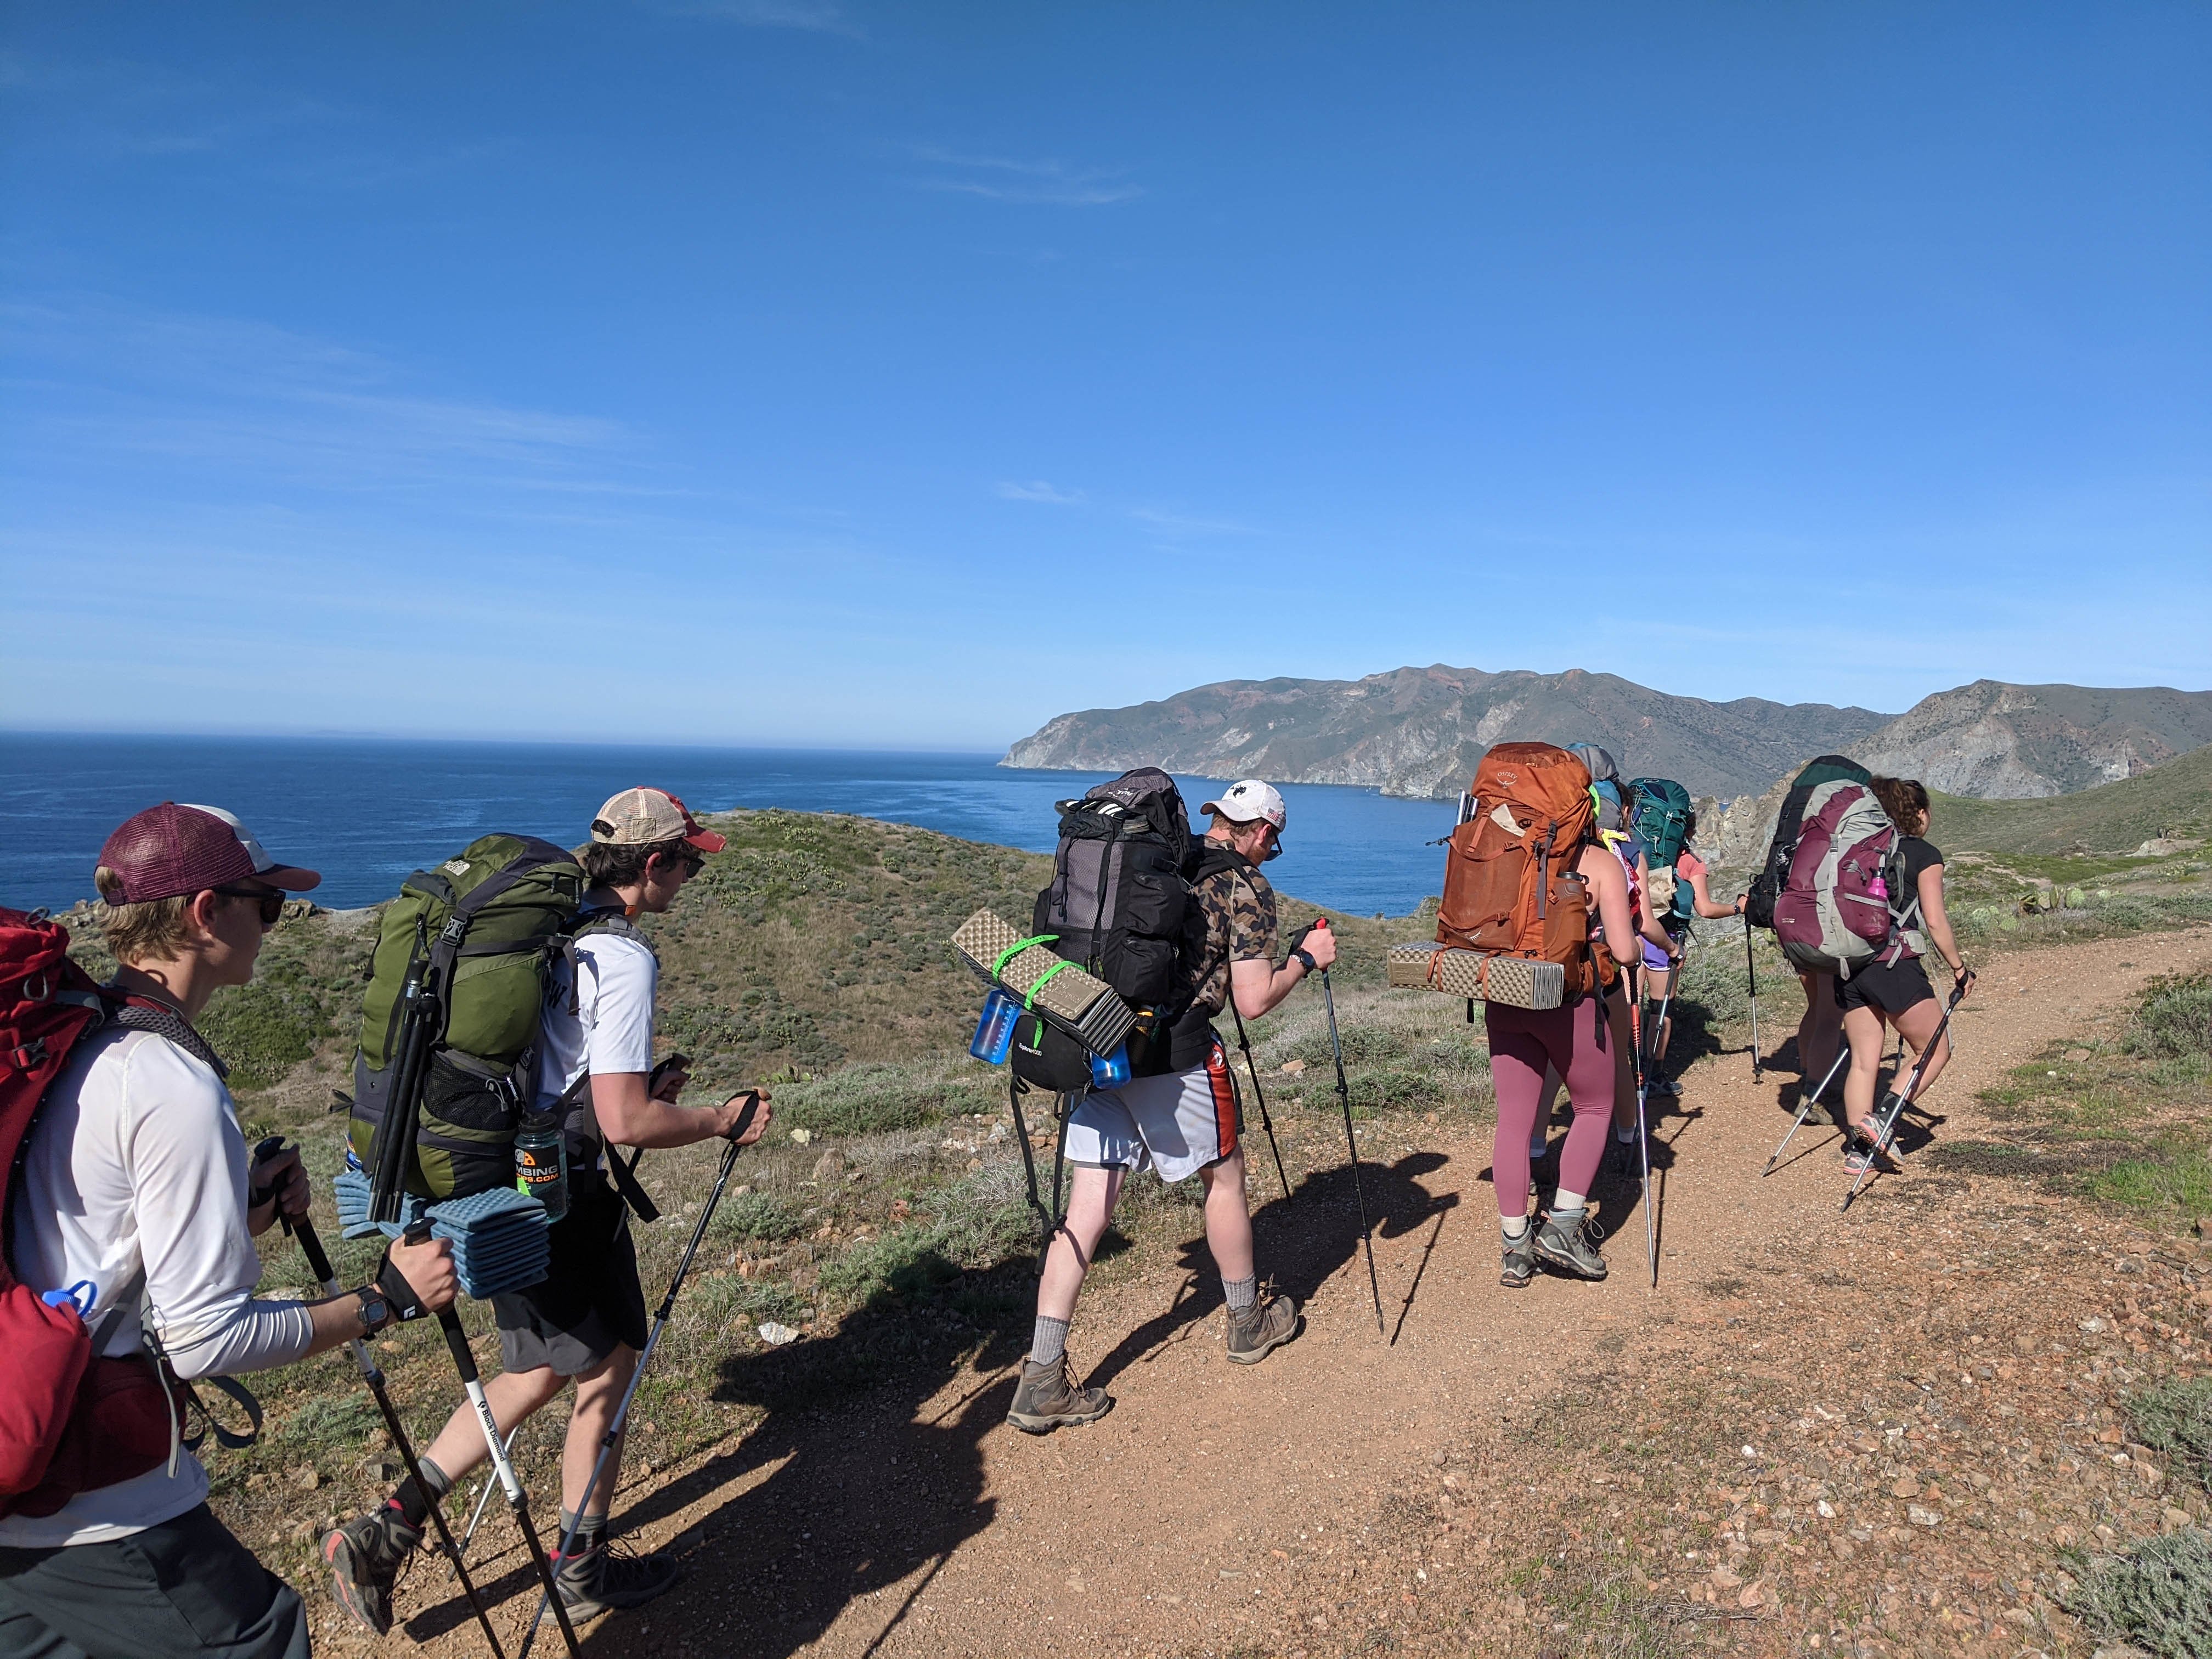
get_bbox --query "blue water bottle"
[1088,1041,1131,1088]
[969,988,1020,1065]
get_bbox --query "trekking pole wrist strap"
[375,1250,428,1323]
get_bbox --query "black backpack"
[1745,754,1874,932]
[1013,768,1195,1091]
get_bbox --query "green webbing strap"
[991,934,1058,979]
[1022,961,1074,1011]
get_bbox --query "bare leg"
[1798,971,1842,1082]
[562,1345,636,1519]
[1840,1005,1887,1132]
[1035,1164,1127,1324]
[1888,994,1954,1101]
[421,1364,568,1484]
[1198,1149,1254,1284]
[1644,963,1676,1073]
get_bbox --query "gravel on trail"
[342,928,2212,1659]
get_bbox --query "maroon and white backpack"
[1771,781,1908,978]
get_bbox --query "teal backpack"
[1629,777,1695,927]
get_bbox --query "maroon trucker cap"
[96,803,322,905]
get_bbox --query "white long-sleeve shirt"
[0,1025,313,1547]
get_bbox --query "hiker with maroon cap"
[327,788,770,1633]
[0,804,460,1659]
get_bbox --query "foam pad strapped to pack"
[1386,944,1565,1011]
[951,909,1137,1055]
[333,1167,552,1297]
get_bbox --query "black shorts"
[1834,955,1936,1018]
[493,1173,648,1379]
[0,1504,308,1659]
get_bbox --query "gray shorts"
[1064,1043,1241,1184]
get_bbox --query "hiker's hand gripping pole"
[409,1223,583,1659]
[253,1141,507,1659]
[1314,921,1384,1336]
[1840,972,1972,1213]
[514,1093,761,1659]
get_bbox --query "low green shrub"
[198,982,320,1090]
[2128,974,2212,1064]
[2066,1527,2212,1659]
[2130,1378,2212,1492]
[770,1060,996,1137]
[708,1189,807,1243]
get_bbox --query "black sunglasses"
[214,885,286,926]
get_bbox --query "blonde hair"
[93,866,196,964]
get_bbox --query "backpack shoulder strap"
[106,995,228,1081]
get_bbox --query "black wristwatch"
[354,1286,394,1335]
[1292,948,1317,974]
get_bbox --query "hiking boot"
[1006,1354,1114,1434]
[1500,1224,1537,1289]
[1842,1125,1892,1175]
[323,1504,421,1636]
[1226,1294,1302,1365]
[556,1533,681,1621]
[1534,1209,1609,1282]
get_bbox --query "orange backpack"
[1435,743,1616,998]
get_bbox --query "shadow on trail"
[483,1255,1040,1658]
[1082,1149,1462,1390]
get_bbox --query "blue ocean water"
[0,733,1455,917]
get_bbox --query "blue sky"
[3,2,2207,748]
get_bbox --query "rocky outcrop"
[1003,665,1891,802]
[1847,681,2212,798]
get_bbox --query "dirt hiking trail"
[374,926,2212,1659]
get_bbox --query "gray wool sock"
[1029,1314,1070,1366]
[1222,1274,1258,1313]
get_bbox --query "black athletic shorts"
[1834,955,1936,1017]
[0,1503,308,1659]
[494,1172,649,1379]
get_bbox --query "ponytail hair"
[1870,776,1929,832]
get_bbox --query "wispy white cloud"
[997,479,1087,504]
[0,295,642,499]
[913,146,1142,207]
[644,0,862,36]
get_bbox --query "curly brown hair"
[1870,776,1930,833]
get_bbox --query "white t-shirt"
[534,925,658,1127]
[0,1026,314,1548]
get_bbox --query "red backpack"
[0,909,193,1519]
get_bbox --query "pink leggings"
[1487,995,1617,1219]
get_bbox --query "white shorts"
[1064,1043,1242,1184]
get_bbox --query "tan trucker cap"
[589,787,727,853]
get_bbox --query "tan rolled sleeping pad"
[1385,943,1565,1011]
[951,909,1138,1053]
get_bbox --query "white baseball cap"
[1201,779,1287,834]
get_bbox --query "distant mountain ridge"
[1003,666,1892,801]
[1005,667,2212,804]
[1847,680,2212,798]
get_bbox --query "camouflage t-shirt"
[1181,856,1280,1019]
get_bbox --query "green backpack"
[1628,777,1696,927]
[349,834,585,1203]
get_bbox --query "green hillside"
[1932,745,2212,860]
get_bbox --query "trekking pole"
[514,1094,760,1659]
[1743,914,1763,1081]
[1227,1001,1292,1202]
[252,1140,507,1659]
[1313,921,1384,1336]
[1841,975,1971,1214]
[1759,1041,1852,1176]
[411,1231,583,1659]
[1623,985,1657,1290]
[459,1429,518,1554]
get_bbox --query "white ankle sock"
[1553,1188,1587,1215]
[1500,1214,1530,1240]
